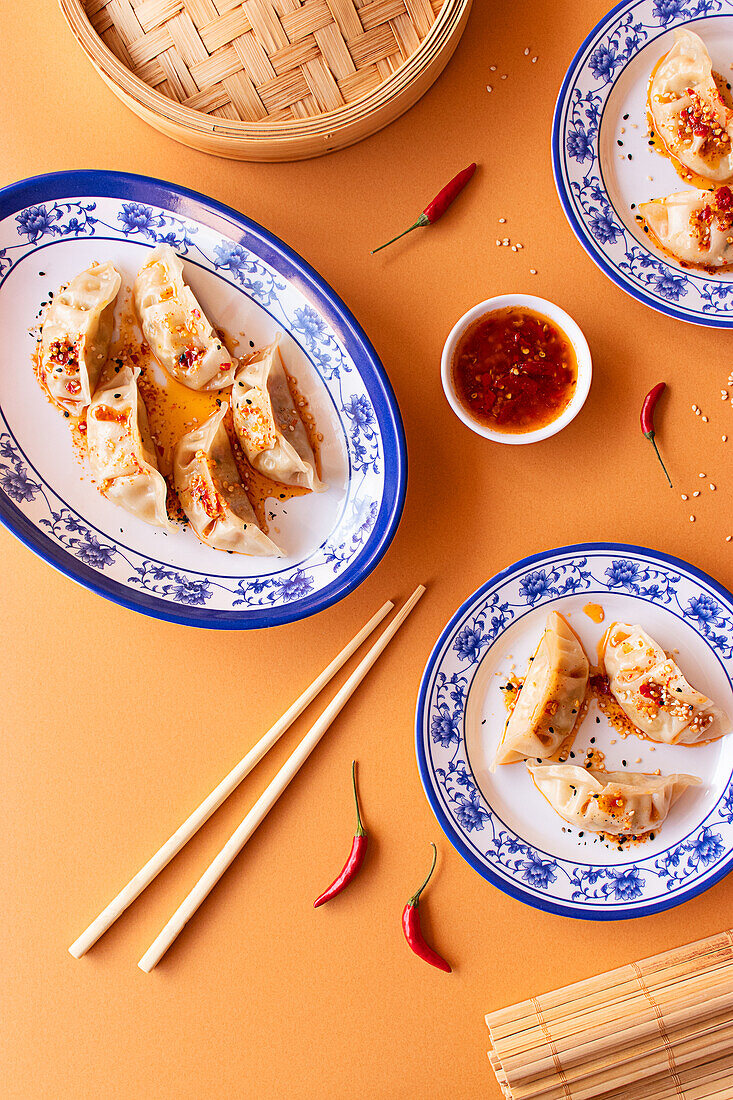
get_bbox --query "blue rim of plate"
[0,170,406,629]
[415,542,733,920]
[552,0,733,328]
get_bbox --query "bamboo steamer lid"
[59,0,473,161]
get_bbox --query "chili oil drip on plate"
[451,307,578,434]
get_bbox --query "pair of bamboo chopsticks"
[69,585,425,971]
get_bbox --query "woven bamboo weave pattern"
[83,0,445,122]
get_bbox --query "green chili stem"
[408,843,438,908]
[644,430,673,488]
[371,214,430,254]
[352,760,365,837]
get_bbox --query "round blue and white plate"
[0,171,405,628]
[553,0,733,327]
[416,544,733,919]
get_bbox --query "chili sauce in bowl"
[441,295,592,444]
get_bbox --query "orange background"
[3,2,733,1097]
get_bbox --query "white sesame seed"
[530,268,537,274]
[699,472,706,478]
[499,217,506,223]
[516,243,523,249]
[501,74,507,80]
[486,84,493,92]
[692,404,698,411]
[503,238,510,245]
[693,490,701,497]
[524,47,530,55]
[727,535,732,542]
[681,494,688,500]
[496,239,502,246]
[710,483,717,490]
[690,515,696,522]
[531,56,538,63]
[490,65,496,71]
[703,416,709,422]
[511,245,517,251]
[723,435,728,442]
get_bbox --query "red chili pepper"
[402,843,451,973]
[641,382,673,488]
[313,761,367,907]
[371,164,477,254]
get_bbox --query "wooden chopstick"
[138,584,426,972]
[68,599,394,959]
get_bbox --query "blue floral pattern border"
[0,194,387,612]
[417,548,733,918]
[554,0,733,324]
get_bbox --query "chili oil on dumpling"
[231,343,325,492]
[649,29,733,183]
[603,623,731,745]
[134,245,237,392]
[492,611,589,768]
[639,187,733,270]
[39,261,121,417]
[173,403,281,557]
[87,362,170,529]
[528,763,701,836]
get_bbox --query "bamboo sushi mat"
[83,0,446,122]
[485,930,733,1100]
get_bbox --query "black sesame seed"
[631,203,636,209]
[643,225,648,232]
[628,154,633,160]
[549,726,554,733]
[596,716,601,724]
[114,393,121,398]
[249,340,255,348]
[578,831,584,837]
[63,412,69,418]
[569,751,575,758]
[39,271,45,276]
[623,113,629,120]
[622,760,627,767]
[617,139,623,146]
[648,139,655,145]
[590,737,596,744]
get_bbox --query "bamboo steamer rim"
[59,0,472,151]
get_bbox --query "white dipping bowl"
[440,294,592,444]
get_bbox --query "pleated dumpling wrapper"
[87,363,170,529]
[649,28,733,183]
[134,245,237,391]
[640,188,733,270]
[603,623,731,745]
[493,612,589,768]
[173,403,281,556]
[528,764,701,836]
[231,343,325,491]
[40,261,121,417]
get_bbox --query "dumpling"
[134,245,237,391]
[603,623,731,744]
[639,187,733,269]
[231,343,324,491]
[173,403,281,556]
[40,262,121,416]
[87,362,170,529]
[493,612,589,767]
[528,764,701,836]
[649,29,733,183]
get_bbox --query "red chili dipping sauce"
[451,307,578,434]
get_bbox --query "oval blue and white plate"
[553,0,733,327]
[416,544,733,919]
[0,171,406,628]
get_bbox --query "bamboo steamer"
[59,0,473,161]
